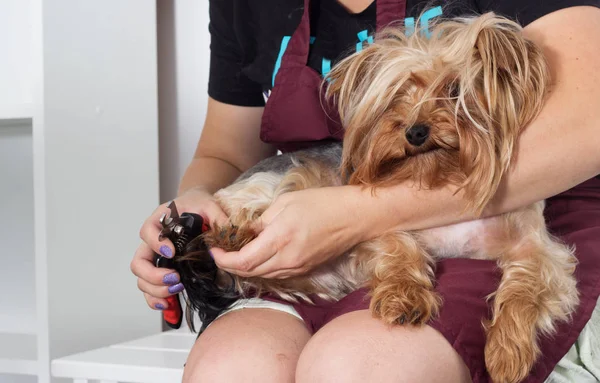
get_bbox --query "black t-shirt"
[208,0,599,107]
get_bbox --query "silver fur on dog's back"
[237,142,343,181]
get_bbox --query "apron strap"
[279,0,312,70]
[276,0,407,77]
[376,0,406,30]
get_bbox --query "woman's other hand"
[211,186,369,279]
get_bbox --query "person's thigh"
[296,310,472,383]
[183,308,311,383]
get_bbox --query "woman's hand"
[130,188,229,310]
[211,186,370,279]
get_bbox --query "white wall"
[1,0,170,381]
[42,0,161,367]
[0,0,33,117]
[157,0,210,202]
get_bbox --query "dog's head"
[326,13,550,213]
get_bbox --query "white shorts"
[208,297,303,327]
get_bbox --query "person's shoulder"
[207,0,304,108]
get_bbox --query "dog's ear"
[469,13,549,131]
[454,13,550,214]
[326,43,383,181]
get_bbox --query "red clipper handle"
[163,295,183,329]
[157,214,210,329]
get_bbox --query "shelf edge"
[0,103,34,120]
[0,358,38,376]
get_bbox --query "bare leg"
[296,310,471,383]
[183,308,310,383]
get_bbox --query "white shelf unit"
[1,1,163,382]
[0,120,36,332]
[0,105,33,120]
[0,333,37,376]
[0,118,38,383]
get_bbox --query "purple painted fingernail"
[168,283,184,294]
[160,245,173,258]
[155,303,165,310]
[163,273,179,285]
[208,250,214,260]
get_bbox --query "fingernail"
[155,303,165,310]
[208,250,214,260]
[160,245,173,258]
[162,273,179,285]
[168,283,184,294]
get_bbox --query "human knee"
[296,328,368,383]
[183,309,310,383]
[296,310,471,383]
[183,344,294,383]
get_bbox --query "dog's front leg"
[356,232,441,326]
[484,230,579,383]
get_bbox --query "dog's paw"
[370,281,441,326]
[484,316,538,383]
[202,224,257,252]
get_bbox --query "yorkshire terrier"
[178,13,578,383]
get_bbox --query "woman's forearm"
[178,156,242,196]
[177,98,275,197]
[352,7,600,240]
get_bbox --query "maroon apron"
[260,0,405,153]
[259,1,600,382]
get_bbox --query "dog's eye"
[448,83,460,98]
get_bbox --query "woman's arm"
[490,5,600,213]
[179,1,275,195]
[212,6,600,278]
[178,97,275,195]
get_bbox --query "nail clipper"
[155,201,208,329]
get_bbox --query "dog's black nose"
[405,124,430,146]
